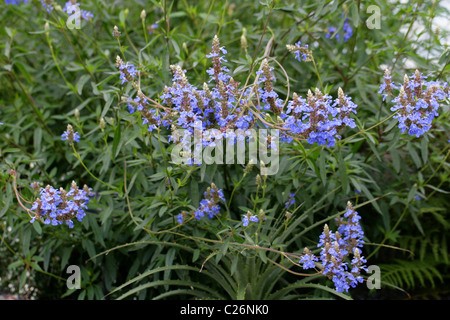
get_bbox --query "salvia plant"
[1,0,449,302]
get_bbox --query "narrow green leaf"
[32,221,42,235]
[338,152,349,194]
[76,74,90,95]
[192,249,200,262]
[319,149,326,184]
[112,124,121,158]
[350,2,360,28]
[420,136,429,164]
[190,179,199,207]
[407,142,421,168]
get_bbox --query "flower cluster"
[117,35,358,154]
[342,18,353,42]
[286,41,312,62]
[148,22,158,35]
[63,1,94,21]
[61,124,80,143]
[176,183,225,223]
[325,17,353,42]
[5,0,28,4]
[242,211,259,227]
[30,181,92,228]
[285,192,295,209]
[119,35,264,152]
[299,201,367,293]
[380,69,449,137]
[41,0,53,13]
[116,56,138,85]
[256,59,284,114]
[280,87,358,147]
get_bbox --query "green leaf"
[190,179,199,207]
[230,254,239,277]
[338,152,349,194]
[420,136,429,164]
[8,260,24,269]
[350,2,360,28]
[319,149,326,185]
[407,142,421,168]
[258,249,267,264]
[112,124,121,158]
[192,249,200,262]
[76,75,90,95]
[82,239,96,260]
[33,127,42,152]
[101,94,114,119]
[32,221,42,235]
[0,184,12,218]
[409,209,424,236]
[390,150,401,173]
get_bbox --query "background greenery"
[0,0,449,300]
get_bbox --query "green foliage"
[0,0,449,300]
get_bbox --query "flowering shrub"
[0,0,449,302]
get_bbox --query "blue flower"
[148,23,158,34]
[299,248,318,269]
[325,17,353,42]
[285,192,295,208]
[81,10,94,20]
[61,124,80,143]
[342,18,353,42]
[286,41,311,62]
[41,0,53,13]
[178,183,225,223]
[300,202,367,293]
[176,213,184,224]
[325,26,339,40]
[5,0,28,4]
[63,1,78,12]
[280,87,357,147]
[381,70,449,138]
[242,212,259,226]
[29,182,92,228]
[118,62,137,84]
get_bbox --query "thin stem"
[311,56,324,92]
[366,204,410,260]
[340,111,399,145]
[71,143,117,191]
[11,176,34,218]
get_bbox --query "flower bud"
[240,28,247,49]
[99,118,106,131]
[323,224,330,237]
[227,3,235,15]
[256,174,261,186]
[258,209,265,220]
[74,108,80,120]
[244,159,254,174]
[140,9,146,20]
[30,182,40,192]
[113,26,121,38]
